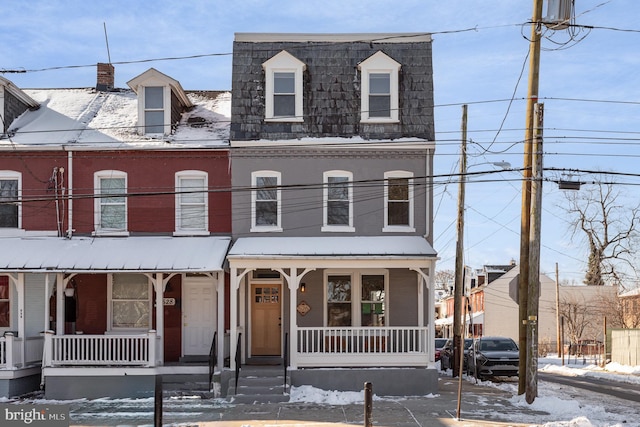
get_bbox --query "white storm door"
[183,277,216,356]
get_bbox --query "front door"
[183,277,216,356]
[251,283,282,356]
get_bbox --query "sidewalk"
[69,375,549,426]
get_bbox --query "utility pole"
[453,104,467,378]
[526,102,543,404]
[518,0,544,396]
[555,263,561,356]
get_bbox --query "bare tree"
[559,295,592,346]
[435,269,455,292]
[563,181,640,287]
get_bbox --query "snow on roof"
[228,236,436,258]
[0,236,231,272]
[4,88,230,149]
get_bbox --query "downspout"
[66,150,73,238]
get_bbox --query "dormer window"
[358,51,401,123]
[262,51,306,122]
[144,86,165,134]
[127,68,193,137]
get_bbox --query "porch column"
[216,271,225,371]
[19,274,25,366]
[154,273,164,365]
[427,261,436,358]
[288,268,299,369]
[56,273,64,335]
[229,267,238,371]
[44,274,51,332]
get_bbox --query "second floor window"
[252,171,281,231]
[144,86,165,134]
[323,171,354,232]
[175,171,208,234]
[384,171,414,231]
[95,171,127,233]
[0,173,20,229]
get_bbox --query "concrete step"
[229,393,290,404]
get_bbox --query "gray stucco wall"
[231,147,432,239]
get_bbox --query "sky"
[2,0,640,287]
[3,356,639,426]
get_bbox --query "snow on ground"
[289,356,639,427]
[1,357,637,426]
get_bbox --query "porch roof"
[0,236,231,273]
[227,236,437,259]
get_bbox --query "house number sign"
[163,298,176,306]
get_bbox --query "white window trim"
[140,85,171,136]
[0,275,12,330]
[93,170,129,236]
[383,170,415,232]
[358,51,401,124]
[107,274,152,332]
[322,170,355,232]
[262,50,306,122]
[251,170,282,232]
[174,170,210,236]
[323,270,389,327]
[0,170,22,232]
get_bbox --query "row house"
[226,33,438,396]
[0,31,439,399]
[0,69,232,399]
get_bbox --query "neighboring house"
[475,266,617,348]
[0,66,232,399]
[619,287,640,328]
[226,33,438,395]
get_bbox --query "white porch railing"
[42,331,157,367]
[296,327,429,367]
[0,333,22,370]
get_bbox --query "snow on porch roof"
[0,236,231,273]
[227,236,437,258]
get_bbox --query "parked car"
[440,338,473,371]
[435,338,448,362]
[467,336,519,380]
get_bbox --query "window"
[109,274,151,330]
[322,171,354,232]
[358,51,401,123]
[0,276,10,327]
[144,86,165,134]
[274,72,295,117]
[175,171,208,234]
[327,275,352,327]
[325,271,388,327]
[384,171,414,231]
[94,171,127,234]
[251,171,282,232]
[361,274,385,326]
[262,51,306,122]
[0,172,20,229]
[369,73,391,117]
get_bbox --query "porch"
[226,236,439,395]
[296,326,429,367]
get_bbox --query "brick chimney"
[96,63,114,91]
